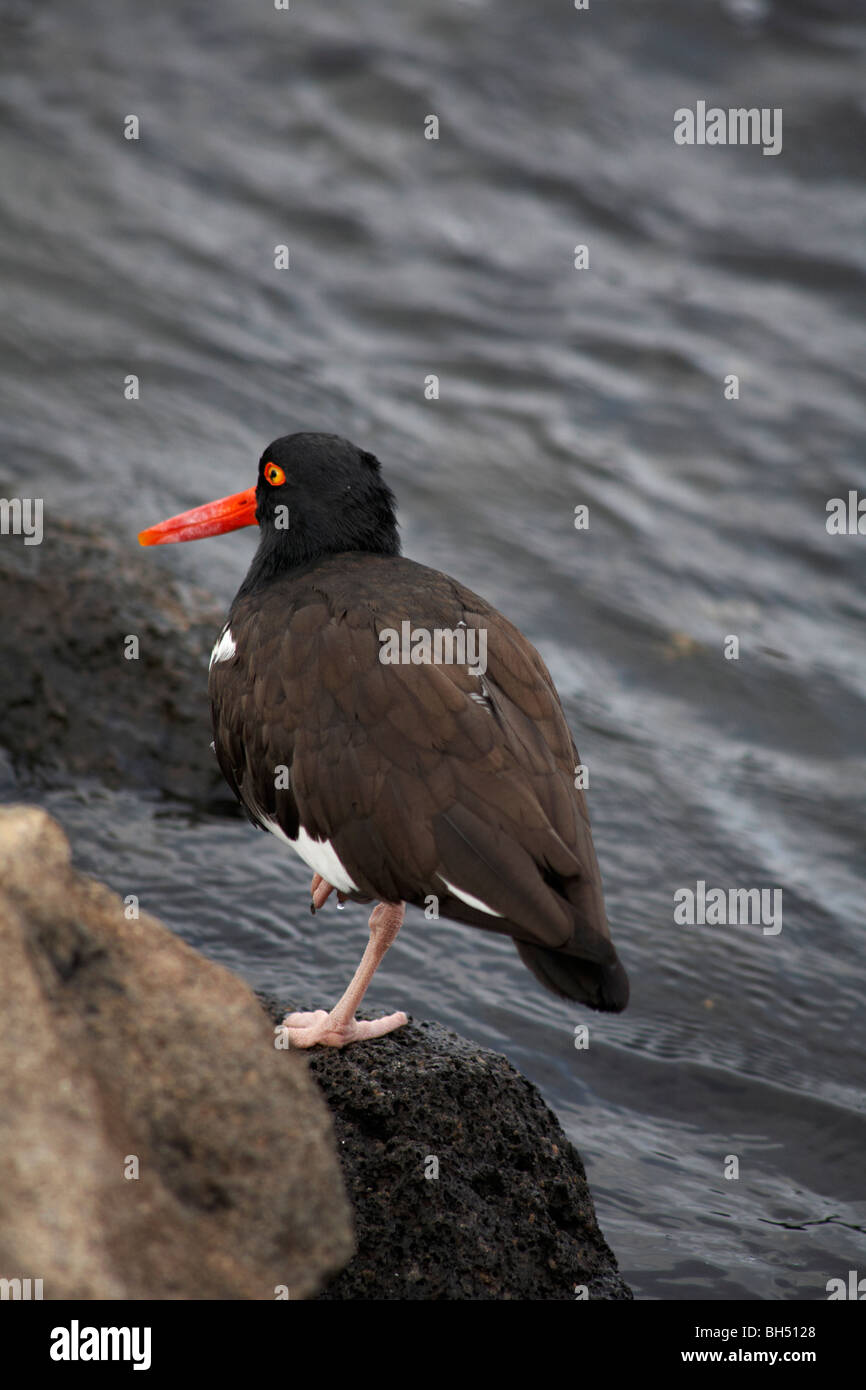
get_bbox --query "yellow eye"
[264,462,286,487]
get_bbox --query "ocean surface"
[1,0,864,1298]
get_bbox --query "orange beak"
[138,486,258,546]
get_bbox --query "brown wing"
[210,552,627,1010]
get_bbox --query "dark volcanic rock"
[0,806,354,1300]
[0,518,226,802]
[262,996,632,1301]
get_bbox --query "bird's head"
[139,432,400,574]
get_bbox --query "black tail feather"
[514,938,630,1012]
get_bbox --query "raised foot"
[310,873,335,913]
[282,1008,409,1049]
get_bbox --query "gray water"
[1,0,865,1299]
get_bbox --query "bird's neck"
[235,521,400,600]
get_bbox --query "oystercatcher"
[140,433,629,1046]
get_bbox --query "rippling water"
[1,0,864,1299]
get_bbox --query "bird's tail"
[514,937,629,1012]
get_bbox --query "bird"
[139,432,629,1047]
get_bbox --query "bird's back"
[209,551,628,1011]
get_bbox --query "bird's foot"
[281,1008,408,1049]
[309,873,348,914]
[310,873,335,913]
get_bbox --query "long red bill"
[138,486,258,546]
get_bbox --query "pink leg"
[283,898,408,1048]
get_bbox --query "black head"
[242,432,401,593]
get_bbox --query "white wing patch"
[440,875,504,917]
[209,626,237,670]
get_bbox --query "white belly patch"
[266,818,359,894]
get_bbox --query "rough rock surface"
[262,996,632,1300]
[0,806,354,1300]
[0,519,226,801]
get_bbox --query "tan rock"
[0,806,353,1300]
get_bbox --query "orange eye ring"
[264,462,286,487]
